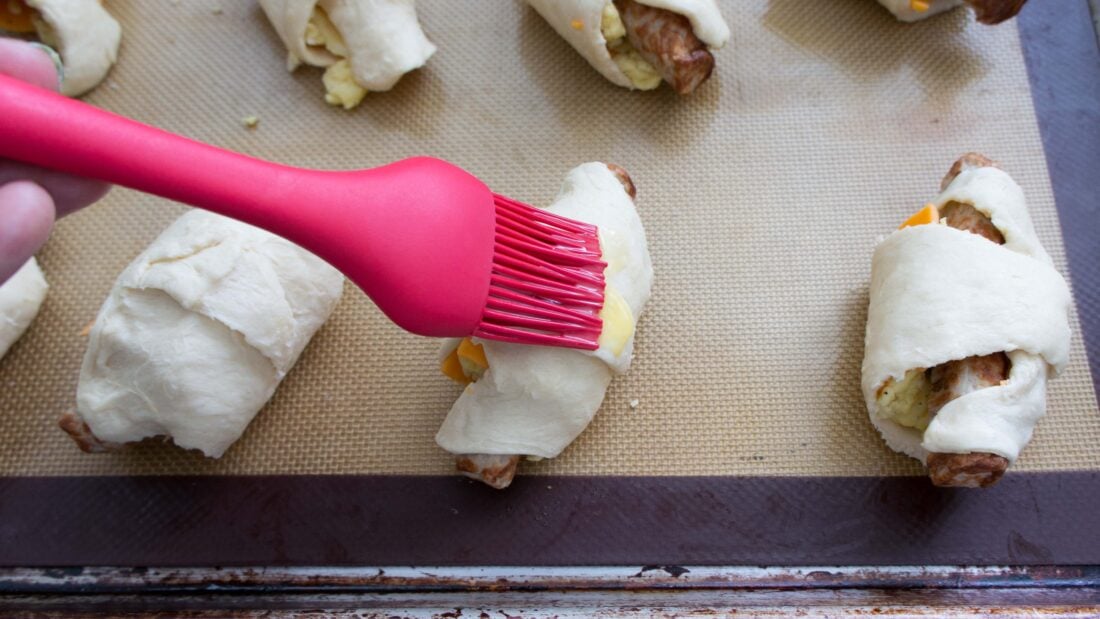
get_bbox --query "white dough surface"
[0,258,48,361]
[29,0,121,96]
[74,211,344,458]
[259,0,435,91]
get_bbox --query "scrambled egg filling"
[305,7,347,56]
[876,368,932,431]
[597,286,634,357]
[322,60,367,109]
[600,2,661,90]
[0,0,36,33]
[600,2,626,40]
[305,7,367,110]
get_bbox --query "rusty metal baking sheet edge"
[1,565,1098,594]
[2,566,1098,617]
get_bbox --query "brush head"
[473,193,606,350]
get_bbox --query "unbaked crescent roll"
[60,210,344,458]
[863,154,1071,487]
[0,258,48,361]
[526,0,729,94]
[435,163,653,488]
[877,0,1026,25]
[259,0,436,109]
[0,0,121,96]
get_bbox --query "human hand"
[0,38,110,283]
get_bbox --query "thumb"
[0,181,56,284]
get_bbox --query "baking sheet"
[0,0,1098,481]
[2,0,1100,569]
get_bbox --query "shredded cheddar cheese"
[440,348,469,384]
[909,0,931,12]
[570,18,584,30]
[442,338,490,384]
[899,203,939,229]
[457,339,488,373]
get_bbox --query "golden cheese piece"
[440,348,469,384]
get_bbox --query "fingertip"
[0,159,110,217]
[53,175,110,218]
[0,181,56,283]
[0,39,60,92]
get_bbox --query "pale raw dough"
[259,0,435,96]
[525,0,729,90]
[435,163,653,458]
[876,0,964,22]
[0,258,48,361]
[71,211,344,458]
[27,0,121,96]
[862,166,1072,462]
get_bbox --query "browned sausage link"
[456,454,521,490]
[614,0,715,95]
[941,201,1005,244]
[927,451,1009,487]
[606,162,637,199]
[58,411,113,453]
[963,0,1027,25]
[940,152,998,191]
[924,154,1010,488]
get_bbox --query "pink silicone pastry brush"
[0,74,606,349]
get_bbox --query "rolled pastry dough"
[259,0,435,97]
[70,210,344,457]
[436,163,653,459]
[27,0,121,96]
[862,166,1071,463]
[876,0,963,22]
[0,258,48,361]
[525,0,728,90]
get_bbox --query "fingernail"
[28,42,64,90]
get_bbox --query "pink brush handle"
[0,73,354,249]
[0,74,501,338]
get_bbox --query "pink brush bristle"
[472,194,607,350]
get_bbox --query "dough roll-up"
[0,258,48,361]
[435,163,653,489]
[876,0,1027,24]
[259,0,436,109]
[0,0,121,96]
[863,154,1071,487]
[526,0,729,94]
[60,211,344,458]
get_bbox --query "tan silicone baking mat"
[1,0,1097,477]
